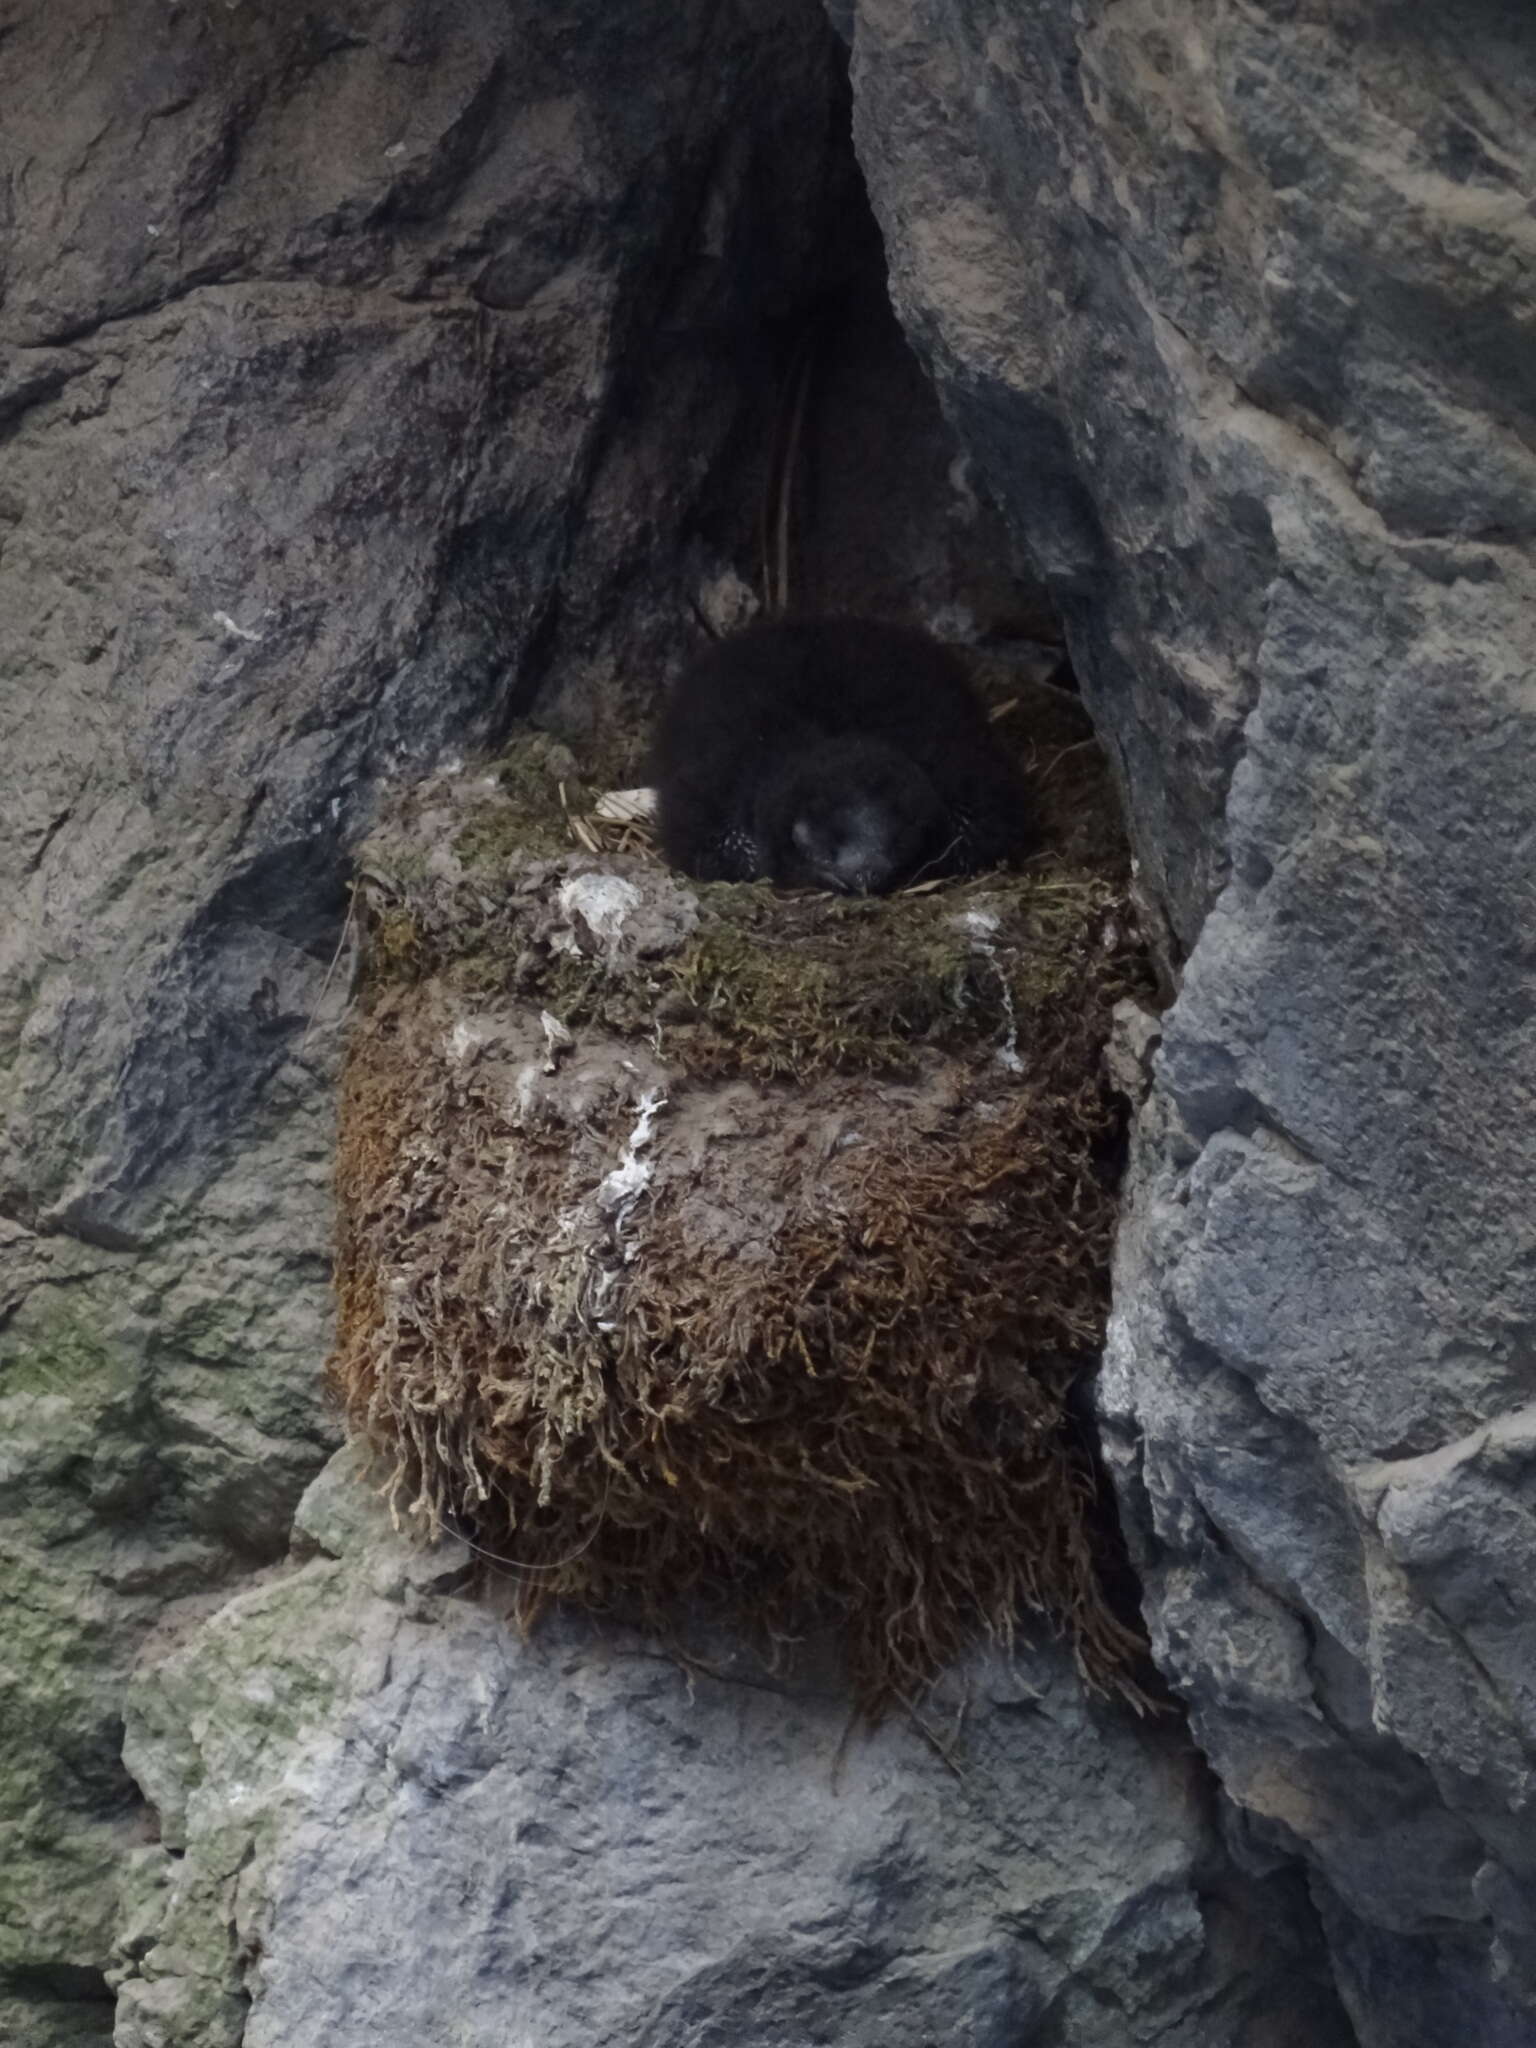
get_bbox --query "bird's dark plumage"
[652,618,1034,894]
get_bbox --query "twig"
[299,883,359,1056]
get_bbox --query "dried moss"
[453,736,597,867]
[331,707,1157,1711]
[661,875,1125,1079]
[361,746,1140,1083]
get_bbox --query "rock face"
[0,2,860,2038]
[7,0,1534,2039]
[841,2,1536,2041]
[0,2,1103,2041]
[112,1448,1348,2048]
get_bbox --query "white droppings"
[446,1020,487,1065]
[558,872,643,952]
[512,1062,543,1123]
[596,1087,667,1241]
[954,909,1026,1073]
[212,610,262,642]
[993,1000,1026,1074]
[540,1010,573,1073]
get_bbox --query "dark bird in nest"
[652,616,1035,895]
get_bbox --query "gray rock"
[0,1,1063,2035]
[0,0,854,2027]
[111,1455,1348,2048]
[8,0,1532,2035]
[841,0,1536,2037]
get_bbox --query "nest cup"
[330,691,1153,1710]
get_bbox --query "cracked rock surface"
[841,1,1536,2041]
[0,2,851,2036]
[6,0,1535,2039]
[111,1449,1348,2048]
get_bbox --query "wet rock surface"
[842,1,1536,2040]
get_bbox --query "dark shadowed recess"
[519,70,1062,758]
[10,12,1066,1249]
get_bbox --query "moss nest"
[330,681,1156,1710]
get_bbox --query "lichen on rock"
[329,705,1155,1707]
